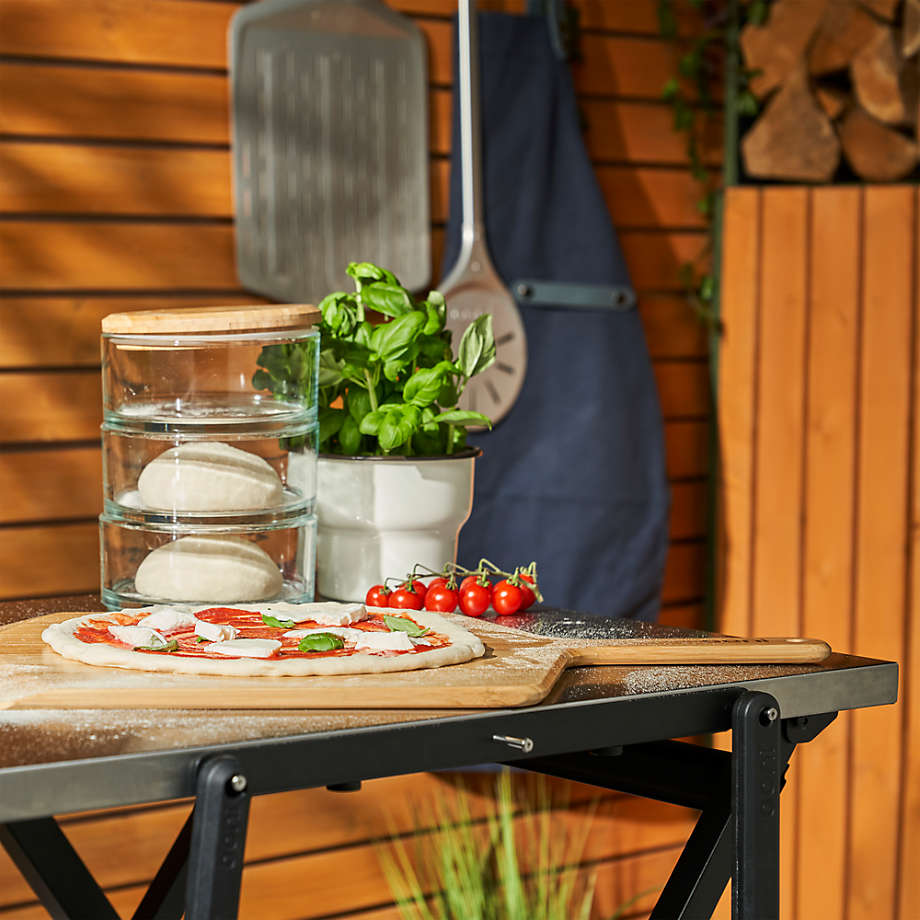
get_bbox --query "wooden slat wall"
[0,0,713,916]
[0,0,714,619]
[717,185,914,920]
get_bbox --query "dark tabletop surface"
[0,595,897,772]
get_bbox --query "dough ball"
[134,536,283,602]
[137,442,283,512]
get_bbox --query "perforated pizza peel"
[0,613,830,711]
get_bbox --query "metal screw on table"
[227,774,247,795]
[492,734,534,753]
[761,707,779,725]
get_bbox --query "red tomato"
[365,585,390,608]
[460,574,491,592]
[459,582,491,617]
[426,576,449,592]
[493,579,523,616]
[424,585,459,612]
[406,579,428,602]
[389,587,424,610]
[518,574,537,610]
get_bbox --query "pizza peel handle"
[438,0,527,423]
[561,636,832,667]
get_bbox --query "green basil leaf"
[346,262,398,289]
[354,321,374,348]
[261,614,295,628]
[298,632,345,652]
[403,366,446,407]
[347,388,373,423]
[359,408,386,436]
[457,314,497,379]
[318,349,344,387]
[431,409,493,428]
[339,414,362,455]
[422,301,443,335]
[377,405,420,452]
[360,283,413,318]
[136,639,179,653]
[195,636,207,643]
[370,311,425,361]
[319,407,345,446]
[383,615,430,637]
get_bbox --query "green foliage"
[657,0,762,330]
[253,263,495,456]
[380,771,598,920]
[297,632,345,652]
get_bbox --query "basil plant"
[254,262,496,456]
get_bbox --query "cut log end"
[851,27,913,125]
[742,67,841,181]
[839,107,919,179]
[809,1,882,76]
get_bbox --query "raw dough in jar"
[134,535,283,602]
[137,442,283,511]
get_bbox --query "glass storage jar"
[99,304,320,609]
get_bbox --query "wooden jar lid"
[101,303,319,335]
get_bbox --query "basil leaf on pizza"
[298,633,346,652]
[135,639,179,653]
[262,614,295,628]
[384,615,430,637]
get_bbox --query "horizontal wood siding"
[0,1,710,915]
[717,185,914,920]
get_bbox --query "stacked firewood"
[741,0,920,181]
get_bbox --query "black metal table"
[0,596,898,920]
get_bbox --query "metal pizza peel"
[230,0,431,304]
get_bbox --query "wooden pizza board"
[0,613,832,710]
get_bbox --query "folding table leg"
[732,690,781,920]
[184,753,251,920]
[132,810,194,920]
[0,817,120,920]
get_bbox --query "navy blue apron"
[445,13,670,621]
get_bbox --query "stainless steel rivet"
[228,773,248,793]
[492,734,534,753]
[516,283,532,298]
[762,707,779,724]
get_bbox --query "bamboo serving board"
[0,613,831,711]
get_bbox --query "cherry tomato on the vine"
[518,574,537,611]
[424,585,459,613]
[492,579,523,616]
[405,579,428,602]
[459,582,492,617]
[460,574,491,592]
[426,576,450,593]
[365,585,390,608]
[389,587,424,610]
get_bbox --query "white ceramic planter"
[316,450,479,602]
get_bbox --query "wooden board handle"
[565,637,832,667]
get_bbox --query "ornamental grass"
[380,770,599,920]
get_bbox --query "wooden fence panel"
[718,185,915,920]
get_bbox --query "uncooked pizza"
[41,603,486,677]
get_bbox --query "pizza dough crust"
[134,535,283,603]
[137,441,283,511]
[41,608,485,676]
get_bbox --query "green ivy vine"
[657,0,766,328]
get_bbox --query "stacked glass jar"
[99,305,320,610]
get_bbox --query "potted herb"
[255,262,496,601]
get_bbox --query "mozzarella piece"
[205,638,281,658]
[261,602,367,626]
[108,625,169,648]
[137,441,283,512]
[194,620,239,642]
[136,607,198,632]
[134,536,282,603]
[352,631,415,652]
